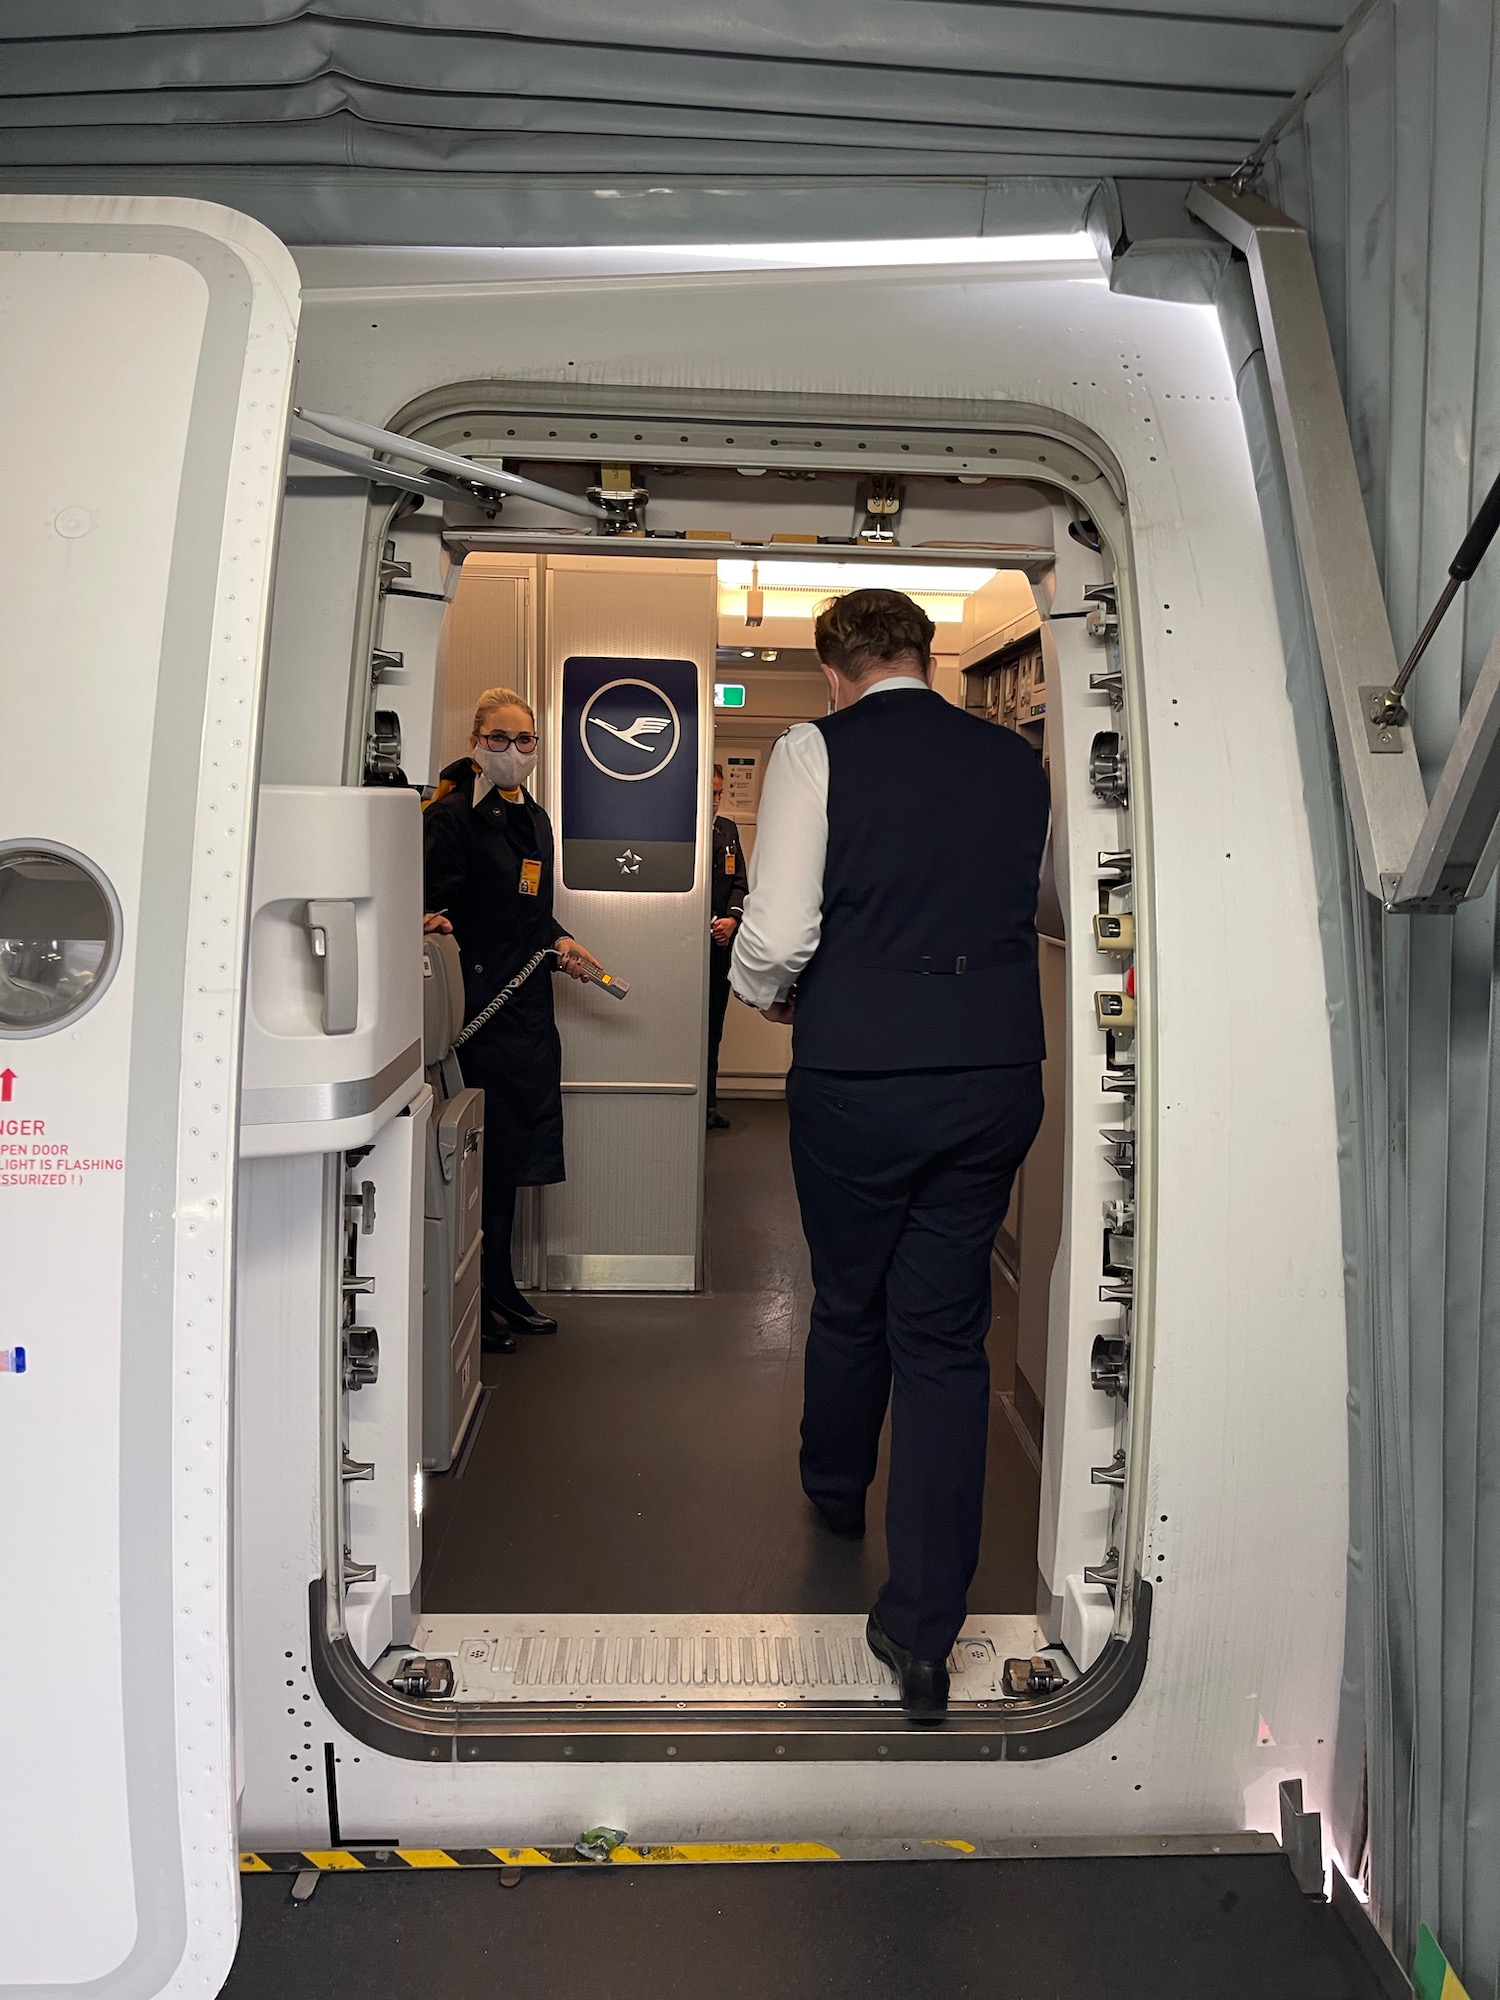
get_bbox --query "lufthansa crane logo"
[580,678,681,783]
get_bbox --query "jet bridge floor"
[416,1100,1042,1621]
[225,1848,1397,1999]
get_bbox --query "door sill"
[310,1579,1151,1761]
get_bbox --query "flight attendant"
[731,591,1048,1722]
[423,686,600,1351]
[706,762,749,1130]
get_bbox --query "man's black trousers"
[786,1062,1044,1659]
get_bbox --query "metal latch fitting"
[389,1655,456,1699]
[1003,1654,1067,1698]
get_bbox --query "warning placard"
[0,1119,123,1188]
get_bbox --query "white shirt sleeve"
[729,723,829,1009]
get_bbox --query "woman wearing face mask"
[423,687,601,1350]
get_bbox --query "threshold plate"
[395,1612,1062,1706]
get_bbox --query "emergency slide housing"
[0,196,1348,1999]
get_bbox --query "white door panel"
[0,196,298,1998]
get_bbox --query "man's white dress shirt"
[730,675,929,1010]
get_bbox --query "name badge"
[519,858,541,897]
[725,849,736,874]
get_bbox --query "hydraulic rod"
[288,434,478,505]
[1374,465,1500,726]
[296,408,606,521]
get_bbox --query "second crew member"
[423,686,601,1350]
[707,762,749,1130]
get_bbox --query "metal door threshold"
[310,1578,1153,1759]
[389,1611,1059,1706]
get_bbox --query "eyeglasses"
[476,729,538,753]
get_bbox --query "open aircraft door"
[0,198,298,1997]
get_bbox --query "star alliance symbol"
[616,849,642,875]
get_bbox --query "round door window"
[0,845,120,1036]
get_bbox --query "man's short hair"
[714,761,724,778]
[814,589,935,678]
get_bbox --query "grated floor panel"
[398,1611,1063,1705]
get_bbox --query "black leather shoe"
[497,1305,558,1336]
[707,1108,731,1131]
[483,1293,557,1339]
[866,1608,949,1724]
[480,1316,517,1354]
[811,1499,865,1541]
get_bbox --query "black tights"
[482,1178,529,1316]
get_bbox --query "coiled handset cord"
[453,948,557,1049]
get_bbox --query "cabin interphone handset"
[452,946,629,1051]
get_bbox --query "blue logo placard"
[561,657,700,892]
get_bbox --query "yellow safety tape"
[620,1842,842,1865]
[240,1836,967,1873]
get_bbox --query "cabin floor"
[226,1851,1390,1999]
[417,1097,1041,1618]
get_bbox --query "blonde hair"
[472,686,535,735]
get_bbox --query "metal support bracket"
[1389,628,1500,910]
[1278,1778,1324,1898]
[1188,182,1429,904]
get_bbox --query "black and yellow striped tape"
[241,1839,980,1874]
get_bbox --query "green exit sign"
[714,683,746,709]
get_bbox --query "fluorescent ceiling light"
[719,561,996,594]
[655,235,1098,270]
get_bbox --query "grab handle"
[303,899,359,1035]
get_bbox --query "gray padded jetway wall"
[1108,1,1500,1989]
[1262,10,1500,1990]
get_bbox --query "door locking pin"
[1091,1333,1130,1397]
[342,1325,379,1391]
[1089,731,1128,808]
[346,1178,376,1234]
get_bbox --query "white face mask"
[472,741,537,791]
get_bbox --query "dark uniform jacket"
[711,814,748,927]
[423,758,568,1186]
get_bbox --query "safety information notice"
[0,1119,123,1188]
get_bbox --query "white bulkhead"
[0,196,1346,1997]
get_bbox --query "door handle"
[303,899,359,1035]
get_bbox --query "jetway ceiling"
[0,1,1345,245]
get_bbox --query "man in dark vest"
[731,589,1048,1722]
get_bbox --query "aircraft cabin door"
[0,197,298,1997]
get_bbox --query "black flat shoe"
[707,1108,731,1131]
[480,1319,517,1354]
[811,1499,865,1541]
[866,1608,950,1725]
[497,1305,558,1336]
